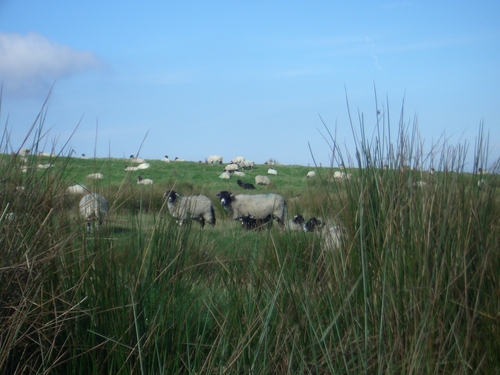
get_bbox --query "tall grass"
[1,96,499,374]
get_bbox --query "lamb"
[239,214,272,231]
[66,184,87,195]
[267,167,278,175]
[206,155,223,164]
[79,193,108,232]
[137,176,153,185]
[162,155,170,162]
[224,164,239,172]
[288,214,305,231]
[130,155,145,163]
[237,180,256,190]
[306,171,316,178]
[164,190,216,228]
[255,175,271,185]
[231,156,245,164]
[219,171,231,179]
[87,173,104,180]
[215,190,287,228]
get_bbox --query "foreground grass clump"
[1,105,499,374]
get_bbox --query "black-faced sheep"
[238,160,254,169]
[239,214,272,231]
[237,180,256,190]
[130,155,145,163]
[255,175,271,185]
[164,190,216,228]
[215,190,286,229]
[288,214,305,231]
[231,156,245,164]
[79,193,108,232]
[137,176,153,185]
[303,217,324,232]
[268,167,278,175]
[162,155,170,162]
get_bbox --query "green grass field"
[1,115,499,374]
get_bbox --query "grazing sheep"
[136,162,150,170]
[206,155,223,164]
[79,193,108,232]
[237,180,256,190]
[162,155,170,162]
[268,167,278,175]
[137,176,153,185]
[216,190,286,228]
[224,164,239,172]
[333,171,352,180]
[87,173,104,180]
[306,171,316,178]
[164,190,216,228]
[239,214,272,231]
[66,184,87,195]
[233,171,246,177]
[288,215,305,231]
[255,175,271,185]
[130,155,145,164]
[219,171,231,179]
[231,156,245,164]
[303,217,324,232]
[238,160,254,169]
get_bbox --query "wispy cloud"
[0,32,103,97]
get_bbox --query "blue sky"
[1,1,499,169]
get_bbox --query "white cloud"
[0,32,102,97]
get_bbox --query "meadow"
[1,111,499,374]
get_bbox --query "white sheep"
[125,166,139,171]
[233,171,246,177]
[267,167,278,175]
[224,164,239,172]
[288,215,305,231]
[333,171,352,180]
[137,176,153,185]
[255,175,271,185]
[130,155,145,163]
[66,184,87,195]
[86,173,104,180]
[216,190,287,229]
[320,225,343,251]
[18,148,30,156]
[136,162,150,170]
[206,155,223,164]
[306,171,316,178]
[219,171,231,179]
[174,157,186,162]
[79,193,108,232]
[238,160,254,169]
[164,190,216,228]
[162,155,170,162]
[37,163,54,169]
[231,156,245,164]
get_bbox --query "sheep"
[37,163,54,169]
[306,171,316,178]
[66,184,87,195]
[333,171,352,180]
[174,157,186,162]
[268,167,278,175]
[238,160,254,169]
[215,190,287,228]
[137,176,153,185]
[219,171,231,179]
[87,173,104,180]
[303,217,324,232]
[239,214,272,231]
[288,215,305,231]
[162,155,170,162]
[320,225,343,251]
[137,162,150,170]
[413,180,427,188]
[130,155,145,164]
[81,154,87,159]
[224,164,239,172]
[231,156,245,164]
[237,179,256,190]
[206,155,223,164]
[18,148,30,156]
[233,171,246,177]
[79,193,108,232]
[125,165,139,171]
[164,190,216,228]
[255,175,271,185]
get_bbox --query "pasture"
[1,124,499,374]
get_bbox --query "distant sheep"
[137,162,150,170]
[164,190,216,228]
[288,215,305,231]
[303,217,324,232]
[255,175,271,185]
[233,171,246,177]
[125,166,139,171]
[219,171,231,179]
[333,171,352,180]
[224,164,239,172]
[162,155,170,162]
[137,176,153,185]
[206,155,223,164]
[239,214,272,231]
[268,167,278,175]
[237,180,256,190]
[320,225,343,251]
[216,190,286,228]
[130,155,145,164]
[18,148,30,156]
[66,184,87,195]
[238,160,254,169]
[87,173,104,180]
[79,193,108,232]
[306,171,316,178]
[37,164,54,169]
[231,156,245,164]
[174,157,186,162]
